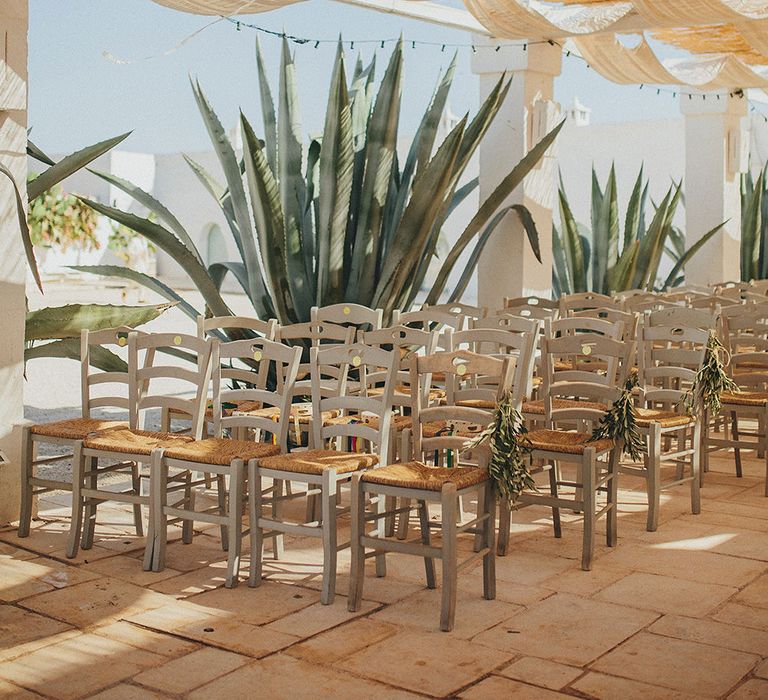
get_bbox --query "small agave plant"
[740,164,768,282]
[553,165,724,297]
[74,39,563,328]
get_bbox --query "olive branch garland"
[589,371,646,461]
[679,331,739,417]
[462,390,535,503]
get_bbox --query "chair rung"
[360,535,441,559]
[457,548,489,572]
[163,506,226,525]
[257,518,320,537]
[29,477,71,491]
[457,514,489,534]
[33,454,73,466]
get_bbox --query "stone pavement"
[1,453,768,699]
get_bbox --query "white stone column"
[681,92,748,287]
[0,0,28,525]
[471,38,561,307]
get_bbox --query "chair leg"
[217,474,229,551]
[181,473,194,545]
[417,499,436,589]
[81,456,99,550]
[646,423,662,533]
[691,422,702,515]
[606,448,619,548]
[320,470,338,605]
[131,462,144,537]
[66,442,85,559]
[440,483,458,632]
[581,450,596,571]
[225,460,244,588]
[732,411,743,478]
[18,429,34,537]
[482,480,496,601]
[758,413,766,460]
[374,490,387,578]
[347,475,366,612]
[396,497,412,540]
[383,496,397,537]
[150,450,169,573]
[496,498,510,556]
[271,478,285,559]
[548,464,562,539]
[248,461,264,588]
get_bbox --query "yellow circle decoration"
[343,306,351,315]
[173,336,182,346]
[352,355,362,367]
[117,337,127,347]
[457,364,467,375]
[582,344,592,356]
[253,350,263,361]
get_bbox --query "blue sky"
[29,0,682,155]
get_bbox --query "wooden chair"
[502,296,558,322]
[708,307,768,492]
[311,303,383,338]
[249,342,398,604]
[19,327,146,538]
[424,302,487,324]
[348,350,513,631]
[67,332,214,563]
[559,292,619,317]
[393,307,466,333]
[148,337,302,587]
[519,347,626,568]
[571,307,639,342]
[161,315,278,434]
[628,322,709,530]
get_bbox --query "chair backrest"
[212,337,302,451]
[646,307,718,332]
[80,326,150,418]
[450,317,541,405]
[719,303,768,354]
[360,325,439,409]
[311,304,383,336]
[409,350,514,460]
[392,307,466,333]
[570,307,638,341]
[128,332,213,438]
[424,302,487,322]
[502,296,558,322]
[637,324,709,411]
[689,294,739,312]
[559,292,619,317]
[310,343,399,462]
[196,315,278,342]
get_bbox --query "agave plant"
[3,134,172,370]
[74,39,562,327]
[740,165,768,282]
[553,165,724,296]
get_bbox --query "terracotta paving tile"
[174,615,299,657]
[265,596,379,638]
[0,628,80,665]
[473,593,657,666]
[459,676,571,699]
[594,571,737,617]
[82,555,182,587]
[345,629,512,697]
[597,542,766,586]
[369,587,521,639]
[91,621,199,658]
[727,679,768,699]
[19,577,173,629]
[0,633,163,700]
[681,510,768,533]
[138,537,227,572]
[705,500,768,522]
[0,543,37,560]
[713,603,768,631]
[571,672,705,699]
[133,646,250,694]
[0,605,71,654]
[188,654,421,700]
[0,557,99,602]
[493,550,574,587]
[592,632,759,697]
[289,618,400,666]
[733,573,768,609]
[539,565,631,596]
[147,564,229,597]
[498,657,583,691]
[298,567,425,604]
[0,679,46,699]
[187,581,316,625]
[649,614,768,656]
[756,658,768,679]
[85,684,168,700]
[705,528,768,561]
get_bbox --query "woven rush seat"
[522,398,608,415]
[362,414,412,431]
[235,403,340,424]
[205,400,263,419]
[361,461,488,491]
[367,385,445,402]
[259,449,378,475]
[83,426,194,455]
[30,418,125,441]
[456,399,496,409]
[422,420,488,438]
[634,407,693,428]
[721,391,768,407]
[526,429,614,454]
[163,438,280,465]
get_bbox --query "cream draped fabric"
[150,0,303,13]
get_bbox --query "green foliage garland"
[589,373,645,461]
[464,391,534,503]
[682,331,740,417]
